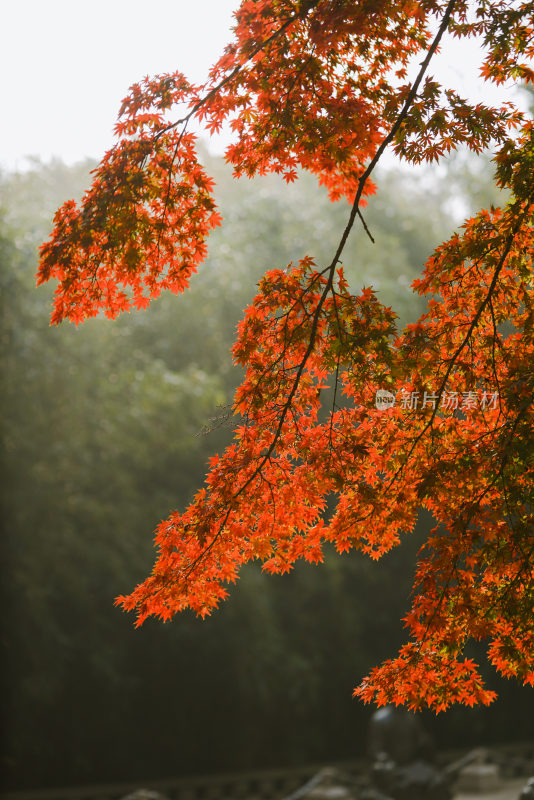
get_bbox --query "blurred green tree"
[1,147,530,789]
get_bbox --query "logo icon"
[375,389,396,410]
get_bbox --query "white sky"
[0,0,525,172]
[1,0,239,170]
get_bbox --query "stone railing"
[479,742,534,780]
[0,758,367,800]
[2,742,533,800]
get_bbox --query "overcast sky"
[1,0,239,170]
[1,0,524,172]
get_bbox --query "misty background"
[1,2,533,792]
[1,145,533,790]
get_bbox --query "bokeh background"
[2,146,533,790]
[1,2,533,791]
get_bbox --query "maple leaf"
[38,0,534,710]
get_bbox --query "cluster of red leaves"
[38,73,222,323]
[39,0,534,710]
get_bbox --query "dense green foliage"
[1,154,531,790]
